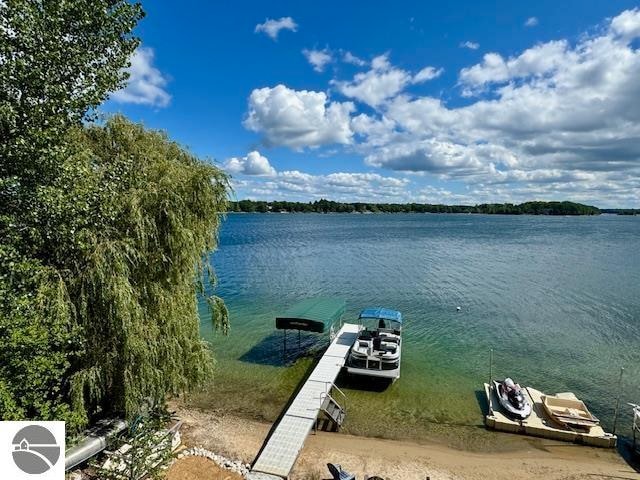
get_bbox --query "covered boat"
[542,395,600,430]
[345,308,402,381]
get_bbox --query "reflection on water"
[195,213,640,446]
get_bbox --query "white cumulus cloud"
[241,9,640,206]
[333,53,442,107]
[255,17,297,40]
[236,170,411,202]
[225,151,276,176]
[244,84,355,149]
[610,8,640,41]
[342,51,367,66]
[111,47,171,107]
[413,66,444,83]
[459,40,569,94]
[525,17,539,27]
[460,41,480,50]
[303,48,332,72]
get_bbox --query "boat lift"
[275,298,346,354]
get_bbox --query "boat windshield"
[360,317,402,332]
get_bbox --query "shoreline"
[173,401,640,479]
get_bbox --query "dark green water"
[196,213,640,447]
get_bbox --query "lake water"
[195,213,640,448]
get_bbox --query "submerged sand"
[173,402,640,480]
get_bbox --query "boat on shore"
[345,308,402,381]
[542,394,600,429]
[492,378,532,420]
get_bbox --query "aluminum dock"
[248,322,360,480]
[484,383,617,447]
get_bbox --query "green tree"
[0,0,144,432]
[0,1,230,434]
[0,0,144,246]
[65,117,229,421]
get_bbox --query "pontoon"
[345,307,402,381]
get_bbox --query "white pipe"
[65,419,127,471]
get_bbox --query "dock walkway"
[248,323,360,480]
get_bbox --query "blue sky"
[104,1,640,207]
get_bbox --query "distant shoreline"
[229,199,639,216]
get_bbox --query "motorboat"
[542,395,599,430]
[493,378,532,420]
[345,308,402,381]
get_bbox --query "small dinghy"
[493,378,532,420]
[542,395,599,430]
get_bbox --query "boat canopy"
[275,298,346,333]
[358,307,402,324]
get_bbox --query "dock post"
[489,348,493,385]
[487,348,494,415]
[612,366,624,435]
[633,406,637,452]
[283,329,287,358]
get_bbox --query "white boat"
[345,308,402,381]
[493,378,532,420]
[542,395,599,429]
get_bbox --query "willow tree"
[65,116,229,420]
[1,115,229,431]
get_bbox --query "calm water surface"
[196,213,640,448]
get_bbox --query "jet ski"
[493,378,532,420]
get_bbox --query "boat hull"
[542,395,599,429]
[345,365,400,380]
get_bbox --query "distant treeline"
[601,209,640,215]
[230,199,604,215]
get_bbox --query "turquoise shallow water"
[196,213,640,446]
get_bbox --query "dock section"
[484,383,616,447]
[248,323,360,480]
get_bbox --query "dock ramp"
[248,323,359,479]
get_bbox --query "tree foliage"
[0,1,230,434]
[1,116,230,430]
[231,199,601,215]
[65,117,229,420]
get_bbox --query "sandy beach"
[172,401,640,480]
